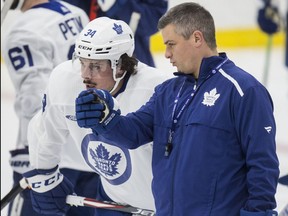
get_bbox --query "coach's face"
[160,24,204,78]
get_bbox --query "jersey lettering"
[59,16,83,40]
[8,45,34,71]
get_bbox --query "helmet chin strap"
[109,69,127,94]
[109,59,126,94]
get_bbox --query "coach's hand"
[23,165,74,215]
[75,89,121,134]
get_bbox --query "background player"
[1,0,89,215]
[62,0,168,67]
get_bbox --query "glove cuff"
[23,165,64,193]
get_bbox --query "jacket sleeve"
[235,85,279,212]
[98,85,160,149]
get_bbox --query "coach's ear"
[191,30,204,48]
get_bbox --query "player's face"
[161,24,198,75]
[80,58,115,90]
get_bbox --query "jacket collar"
[174,53,228,83]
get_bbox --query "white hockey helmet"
[74,17,135,92]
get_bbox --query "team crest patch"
[202,88,220,107]
[89,144,121,177]
[82,134,132,185]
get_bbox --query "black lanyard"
[164,57,228,157]
[165,80,196,157]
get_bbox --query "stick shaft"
[66,195,155,216]
[1,179,155,216]
[1,178,28,210]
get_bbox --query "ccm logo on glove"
[24,166,64,193]
[29,172,63,190]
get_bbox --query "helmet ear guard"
[74,17,135,93]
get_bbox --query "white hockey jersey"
[28,59,173,210]
[1,1,89,148]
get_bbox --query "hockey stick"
[1,0,13,26]
[262,34,273,87]
[66,195,155,216]
[1,177,29,210]
[1,178,155,215]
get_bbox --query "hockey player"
[62,0,168,67]
[1,0,89,215]
[23,17,172,215]
[75,3,279,216]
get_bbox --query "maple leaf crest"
[202,88,220,107]
[89,144,121,177]
[112,23,123,35]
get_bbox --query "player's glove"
[9,147,32,200]
[22,165,74,215]
[257,0,280,34]
[75,89,121,134]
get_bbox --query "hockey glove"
[10,147,31,189]
[257,0,281,34]
[23,165,74,215]
[9,147,33,201]
[75,89,121,134]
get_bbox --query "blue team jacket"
[98,53,279,216]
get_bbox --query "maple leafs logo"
[89,144,121,177]
[112,23,123,35]
[202,88,220,107]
